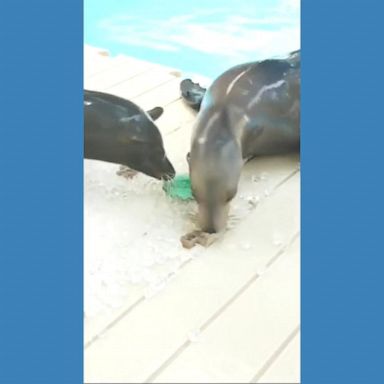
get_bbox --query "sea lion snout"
[190,161,240,233]
[135,151,175,180]
[197,202,229,233]
[155,156,176,180]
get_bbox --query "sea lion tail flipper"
[180,79,206,112]
[147,106,164,121]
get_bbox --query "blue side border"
[0,2,83,383]
[302,1,383,383]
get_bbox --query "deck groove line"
[266,231,300,268]
[105,68,173,93]
[249,325,300,383]
[144,233,300,383]
[85,59,119,79]
[101,67,157,91]
[271,168,300,193]
[135,92,182,111]
[84,63,151,80]
[84,296,145,350]
[165,125,187,136]
[250,169,300,215]
[166,96,188,109]
[84,259,193,350]
[163,96,182,109]
[128,77,178,100]
[86,60,153,80]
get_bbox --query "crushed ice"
[84,160,202,317]
[84,159,277,318]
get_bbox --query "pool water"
[84,0,300,79]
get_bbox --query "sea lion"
[182,50,300,233]
[84,89,175,180]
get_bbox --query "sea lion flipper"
[180,79,206,111]
[147,106,164,121]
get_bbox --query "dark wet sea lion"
[84,90,175,180]
[182,50,300,233]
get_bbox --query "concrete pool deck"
[83,44,300,383]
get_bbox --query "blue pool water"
[84,0,300,79]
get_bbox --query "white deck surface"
[84,45,301,383]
